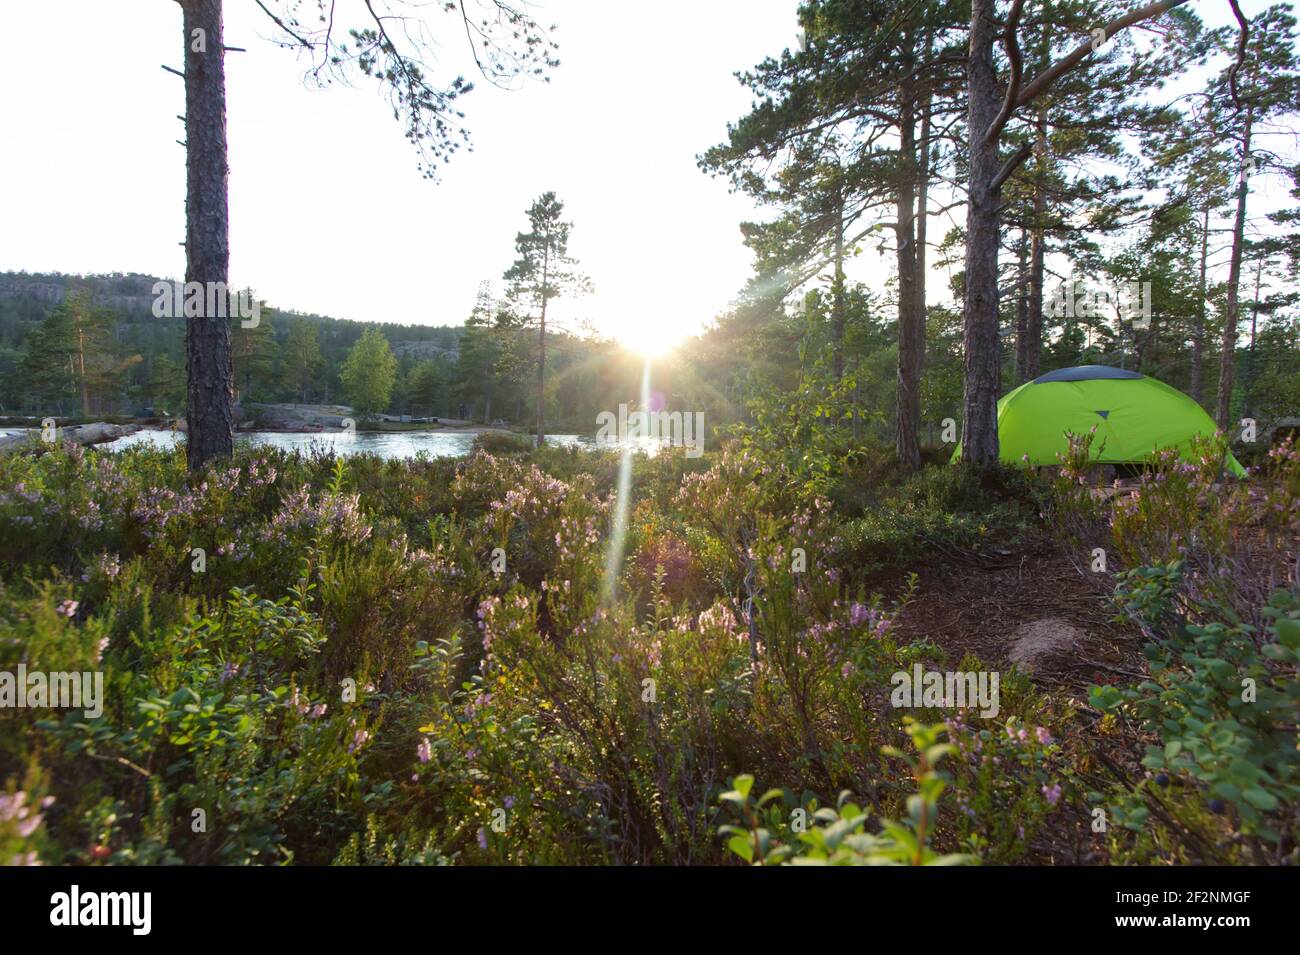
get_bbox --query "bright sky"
[0,1,1291,355]
[0,0,803,353]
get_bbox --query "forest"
[1,0,1299,888]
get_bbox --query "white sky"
[0,0,804,352]
[0,1,1291,353]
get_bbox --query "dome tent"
[952,365,1246,476]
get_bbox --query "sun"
[623,325,678,358]
[585,289,695,358]
[613,310,693,358]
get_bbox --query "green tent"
[952,365,1246,476]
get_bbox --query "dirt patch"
[884,538,1146,687]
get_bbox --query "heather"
[0,433,1294,866]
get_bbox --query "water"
[100,429,618,460]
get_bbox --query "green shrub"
[1089,563,1300,863]
[717,720,978,865]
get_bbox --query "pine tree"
[455,282,504,422]
[500,193,591,444]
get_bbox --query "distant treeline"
[3,268,1295,444]
[0,271,654,429]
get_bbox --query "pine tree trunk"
[915,27,932,323]
[961,0,1003,466]
[1244,255,1263,417]
[1026,108,1047,381]
[536,301,547,445]
[895,47,922,471]
[1014,230,1029,383]
[1192,204,1208,403]
[831,180,846,381]
[1217,110,1252,431]
[76,323,90,417]
[181,0,234,472]
[534,234,551,446]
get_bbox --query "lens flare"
[601,356,652,603]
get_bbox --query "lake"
[99,429,665,459]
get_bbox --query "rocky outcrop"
[0,422,141,453]
[242,403,355,430]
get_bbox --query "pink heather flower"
[347,728,371,754]
[0,791,27,820]
[1042,783,1062,806]
[849,603,871,628]
[477,828,488,850]
[56,600,78,619]
[1035,726,1053,745]
[417,737,432,764]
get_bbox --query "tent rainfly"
[952,365,1247,477]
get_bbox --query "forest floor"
[883,536,1146,864]
[886,535,1144,689]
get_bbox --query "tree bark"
[1243,254,1263,416]
[895,41,922,470]
[1014,230,1029,382]
[1217,108,1252,431]
[1192,203,1208,403]
[961,0,1004,466]
[75,317,90,417]
[181,0,234,472]
[915,37,931,345]
[1026,105,1047,381]
[536,302,546,445]
[831,177,847,381]
[536,238,549,446]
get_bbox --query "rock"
[0,422,140,453]
[0,430,32,452]
[1007,618,1086,674]
[243,402,355,430]
[70,422,141,446]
